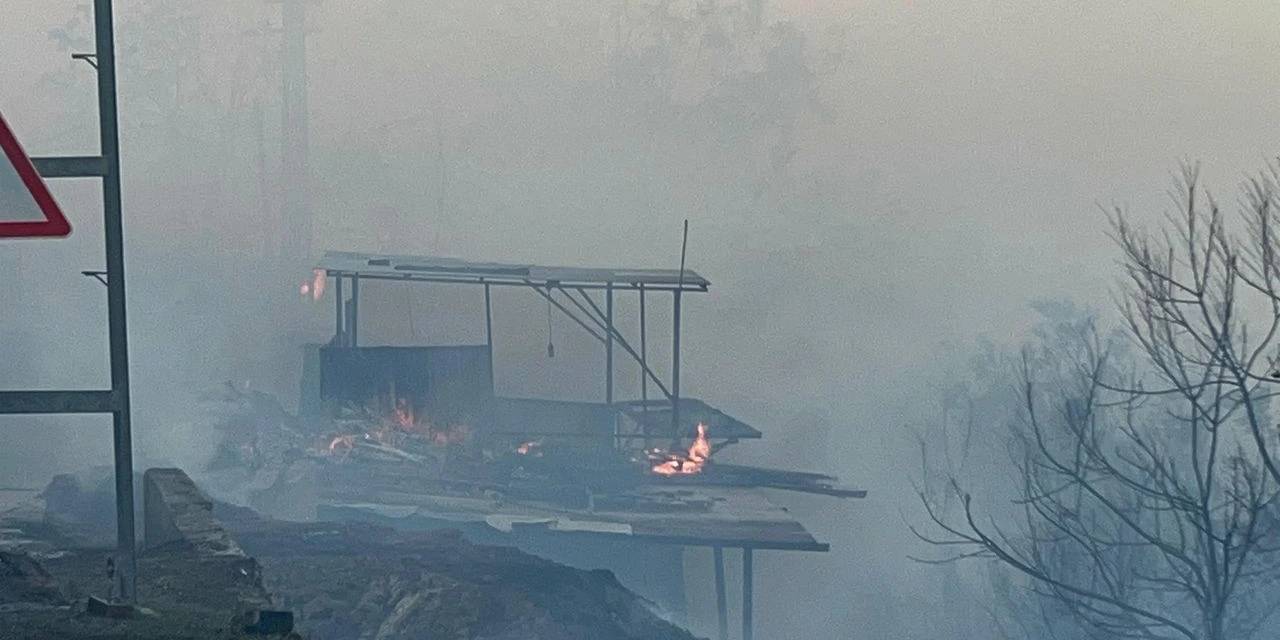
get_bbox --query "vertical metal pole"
[333,272,344,344]
[639,284,647,418]
[671,289,681,441]
[713,546,728,640]
[672,220,688,442]
[742,548,754,640]
[605,283,614,404]
[343,300,353,346]
[484,282,494,391]
[94,0,136,604]
[349,276,359,347]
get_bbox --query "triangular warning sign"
[0,112,71,238]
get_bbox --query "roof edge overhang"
[317,250,710,292]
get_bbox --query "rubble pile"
[0,468,293,640]
[202,383,310,474]
[218,509,700,640]
[199,383,862,524]
[0,545,289,640]
[0,550,66,610]
[2,467,703,640]
[199,383,657,517]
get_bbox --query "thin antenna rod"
[677,219,689,288]
[671,219,689,445]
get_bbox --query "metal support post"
[333,272,344,344]
[0,0,136,603]
[671,289,681,440]
[639,284,647,418]
[605,283,614,404]
[713,546,728,640]
[94,0,137,604]
[742,548,754,640]
[671,219,688,441]
[563,286,671,400]
[484,282,494,391]
[349,276,359,347]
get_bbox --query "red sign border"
[0,112,71,238]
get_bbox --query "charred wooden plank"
[648,463,867,498]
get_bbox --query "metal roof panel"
[317,250,710,289]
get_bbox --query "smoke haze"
[4,2,1280,637]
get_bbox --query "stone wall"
[143,468,244,556]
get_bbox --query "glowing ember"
[300,269,326,301]
[328,434,356,453]
[650,423,711,476]
[392,397,415,430]
[313,395,475,459]
[430,423,470,447]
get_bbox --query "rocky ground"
[218,504,698,640]
[0,493,281,640]
[0,469,701,640]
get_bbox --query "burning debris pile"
[198,381,863,523]
[324,396,472,459]
[207,386,676,496]
[203,381,485,470]
[182,379,864,640]
[648,424,712,476]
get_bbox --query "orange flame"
[516,440,542,456]
[300,269,326,301]
[315,397,474,458]
[650,423,711,476]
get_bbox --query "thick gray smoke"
[4,2,1280,637]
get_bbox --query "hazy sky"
[6,2,1280,316]
[4,2,1280,638]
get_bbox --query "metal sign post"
[0,0,136,602]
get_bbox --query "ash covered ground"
[0,468,701,640]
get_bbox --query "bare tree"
[1112,164,1280,488]
[916,168,1280,640]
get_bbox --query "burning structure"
[213,249,864,640]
